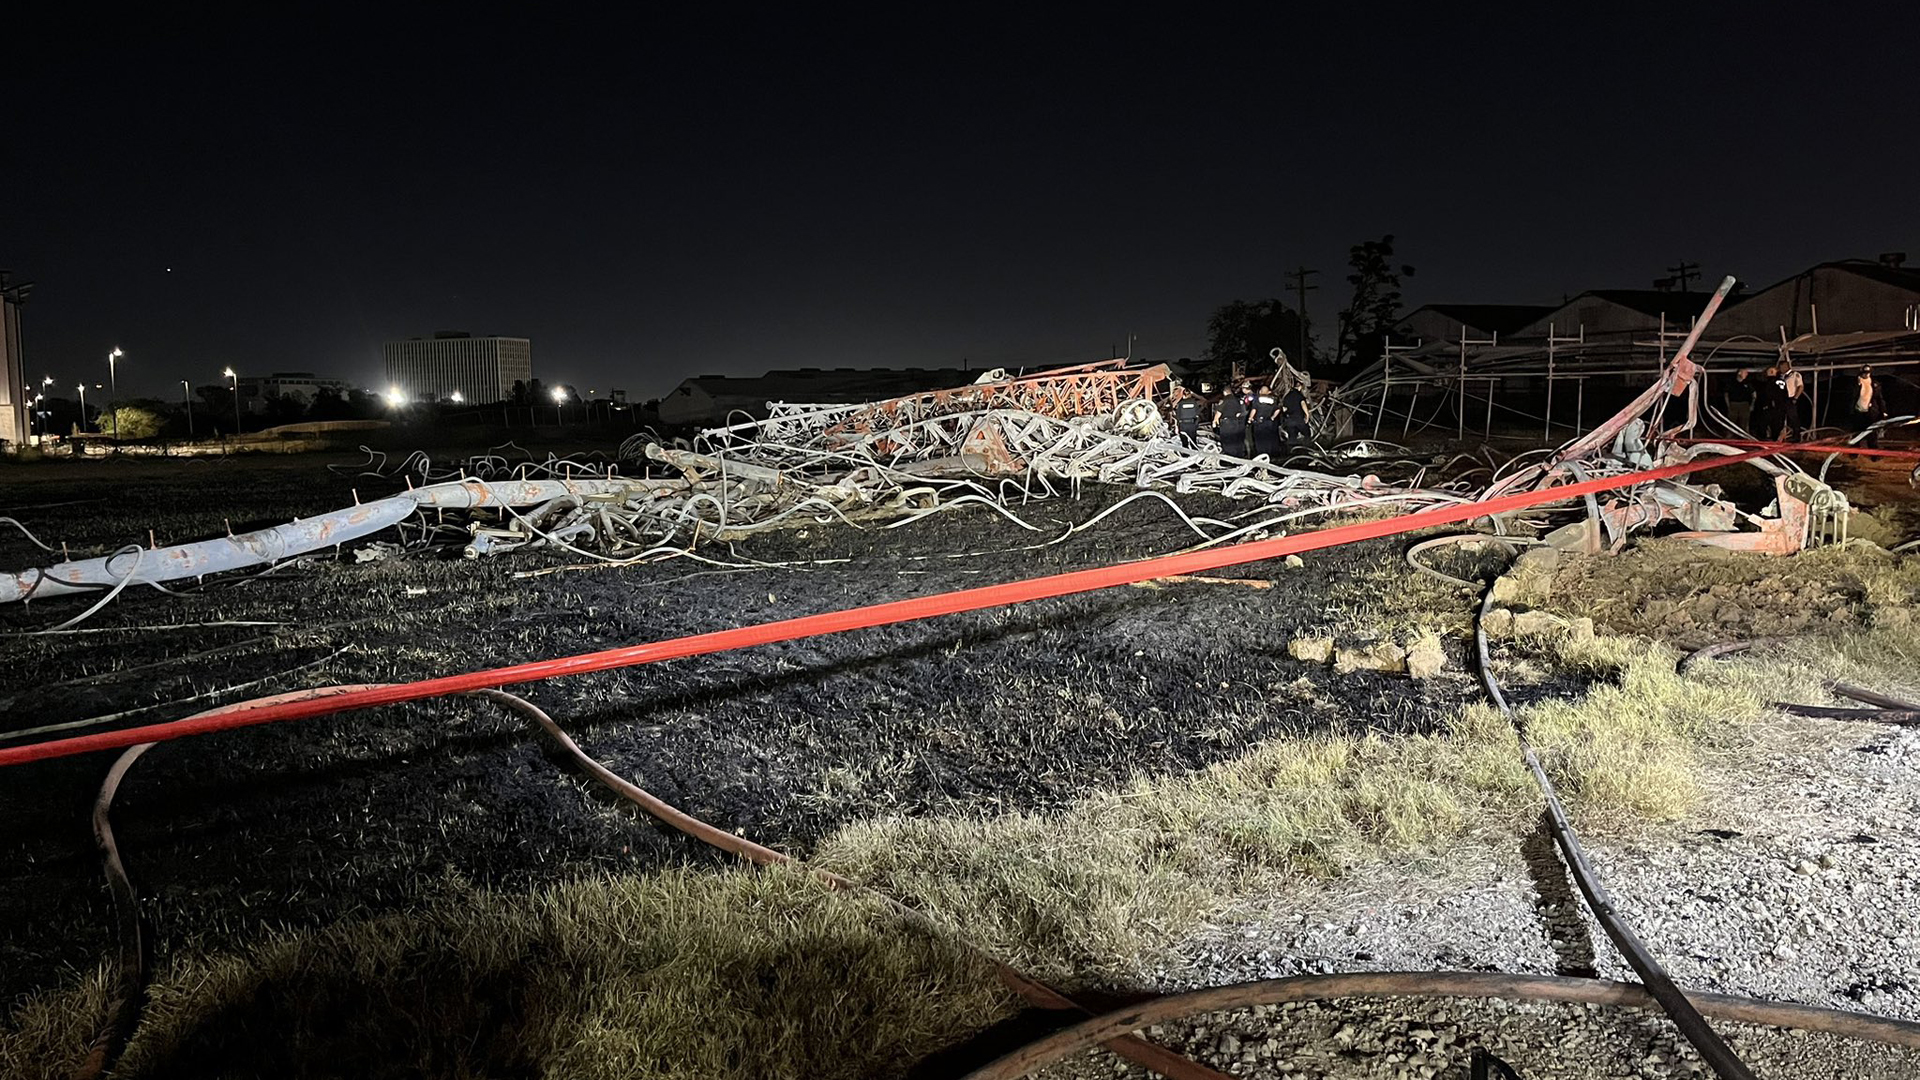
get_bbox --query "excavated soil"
[0,456,1475,1003]
[1541,540,1882,649]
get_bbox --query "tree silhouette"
[1204,299,1314,379]
[308,387,353,420]
[1336,235,1415,364]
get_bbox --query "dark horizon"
[11,8,1918,403]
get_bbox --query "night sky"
[12,8,1917,402]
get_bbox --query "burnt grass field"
[0,454,1482,1007]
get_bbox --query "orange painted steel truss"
[822,360,1170,437]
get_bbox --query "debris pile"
[4,289,1910,626]
[627,359,1476,530]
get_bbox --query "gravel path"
[1038,997,1920,1079]
[1076,711,1920,1078]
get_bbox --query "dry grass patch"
[2,866,1011,1080]
[1524,636,1761,821]
[1323,536,1479,640]
[820,617,1920,987]
[815,637,1739,986]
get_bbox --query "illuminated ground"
[2,446,1916,1079]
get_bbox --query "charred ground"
[0,456,1475,1004]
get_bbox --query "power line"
[1283,266,1318,365]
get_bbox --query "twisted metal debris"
[2,313,1885,625]
[630,359,1475,526]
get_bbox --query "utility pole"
[1283,266,1318,368]
[1667,261,1701,292]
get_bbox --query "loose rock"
[1512,609,1569,639]
[1489,575,1526,605]
[1404,633,1446,680]
[1512,546,1561,574]
[1288,636,1335,664]
[1335,642,1408,675]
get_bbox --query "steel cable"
[1474,588,1755,1080]
[1679,640,1920,724]
[467,687,1234,1080]
[69,742,153,1080]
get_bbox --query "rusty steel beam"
[820,361,1170,440]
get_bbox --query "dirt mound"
[1542,539,1914,649]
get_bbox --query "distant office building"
[235,371,356,414]
[383,331,532,404]
[1,276,29,447]
[0,313,20,447]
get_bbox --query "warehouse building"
[1710,258,1920,340]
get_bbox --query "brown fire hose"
[469,688,1234,1080]
[954,971,1920,1080]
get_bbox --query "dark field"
[0,455,1467,1005]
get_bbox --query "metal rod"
[1545,330,1555,442]
[1374,360,1389,440]
[1457,338,1467,440]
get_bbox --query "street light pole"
[76,383,88,434]
[108,348,124,442]
[181,380,195,441]
[224,367,240,436]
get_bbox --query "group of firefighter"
[1169,371,1313,458]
